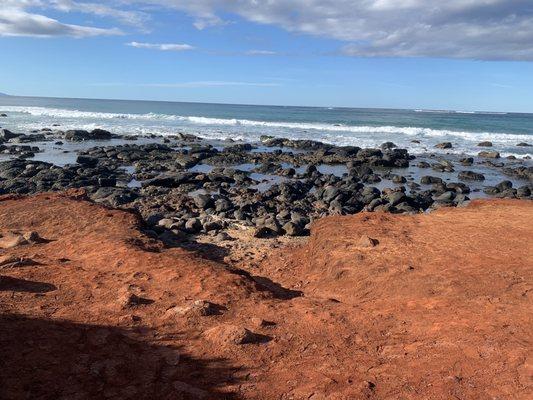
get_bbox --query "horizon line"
[1,93,531,115]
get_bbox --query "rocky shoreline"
[0,124,532,244]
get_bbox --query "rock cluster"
[0,129,531,240]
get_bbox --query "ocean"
[0,95,531,158]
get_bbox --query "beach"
[0,99,532,399]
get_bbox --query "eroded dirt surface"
[0,192,531,399]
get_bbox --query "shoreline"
[0,124,531,256]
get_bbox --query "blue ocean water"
[0,95,531,157]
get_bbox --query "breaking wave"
[1,106,530,144]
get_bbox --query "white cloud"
[0,6,123,37]
[49,0,149,28]
[246,50,277,56]
[3,1,533,60]
[127,0,533,61]
[126,41,194,51]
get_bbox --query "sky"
[1,0,533,112]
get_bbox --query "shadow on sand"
[0,313,242,400]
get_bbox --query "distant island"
[0,92,9,97]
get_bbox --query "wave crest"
[1,105,530,143]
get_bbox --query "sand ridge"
[0,192,531,399]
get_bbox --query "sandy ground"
[0,191,531,399]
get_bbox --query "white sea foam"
[2,106,531,155]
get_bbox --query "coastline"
[0,121,531,250]
[0,117,532,398]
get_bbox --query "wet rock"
[495,181,513,192]
[421,176,443,185]
[76,155,98,167]
[516,142,531,147]
[391,174,407,184]
[142,172,198,188]
[0,129,19,141]
[502,166,533,181]
[432,161,454,172]
[460,157,474,166]
[478,151,500,159]
[483,186,500,195]
[434,191,455,203]
[224,143,253,152]
[386,191,406,206]
[495,188,517,199]
[435,142,452,149]
[458,171,485,181]
[447,182,470,194]
[478,141,493,147]
[322,186,340,202]
[380,142,397,150]
[366,198,384,211]
[65,129,112,141]
[517,186,531,198]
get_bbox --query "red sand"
[0,191,531,399]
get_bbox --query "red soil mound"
[0,192,531,399]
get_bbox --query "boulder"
[435,142,452,149]
[193,194,213,210]
[282,221,304,237]
[65,129,112,141]
[76,155,98,167]
[495,181,513,192]
[478,151,500,159]
[458,171,485,181]
[0,129,18,141]
[421,176,443,185]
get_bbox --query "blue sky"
[1,1,533,112]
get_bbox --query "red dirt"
[0,191,531,399]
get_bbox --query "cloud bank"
[0,1,123,37]
[134,0,533,61]
[2,1,532,60]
